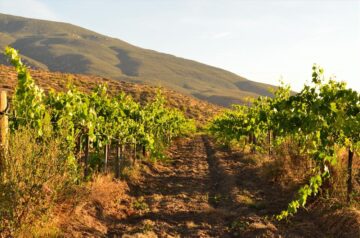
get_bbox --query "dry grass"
[327,148,360,208]
[261,152,312,189]
[53,174,131,237]
[0,127,75,237]
[261,140,359,209]
[121,163,143,183]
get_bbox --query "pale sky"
[0,0,359,92]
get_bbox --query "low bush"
[0,127,75,237]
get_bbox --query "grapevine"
[4,47,195,178]
[208,64,359,219]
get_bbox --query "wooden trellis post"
[115,143,121,178]
[268,130,272,155]
[104,144,109,173]
[347,147,354,203]
[0,91,9,155]
[84,134,90,178]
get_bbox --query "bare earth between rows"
[60,135,338,237]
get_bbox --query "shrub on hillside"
[0,127,75,236]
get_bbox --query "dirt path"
[107,136,232,237]
[98,135,329,238]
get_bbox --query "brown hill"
[0,13,276,107]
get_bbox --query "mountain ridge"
[0,12,276,107]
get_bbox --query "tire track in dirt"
[201,135,282,237]
[201,135,239,210]
[201,135,329,238]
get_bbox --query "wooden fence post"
[133,142,137,166]
[115,143,121,178]
[347,147,354,203]
[84,134,89,178]
[104,144,108,173]
[0,91,9,155]
[268,130,272,155]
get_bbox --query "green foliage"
[4,46,195,177]
[208,64,359,219]
[132,197,150,212]
[5,47,47,136]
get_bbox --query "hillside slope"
[0,13,276,107]
[0,65,221,123]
